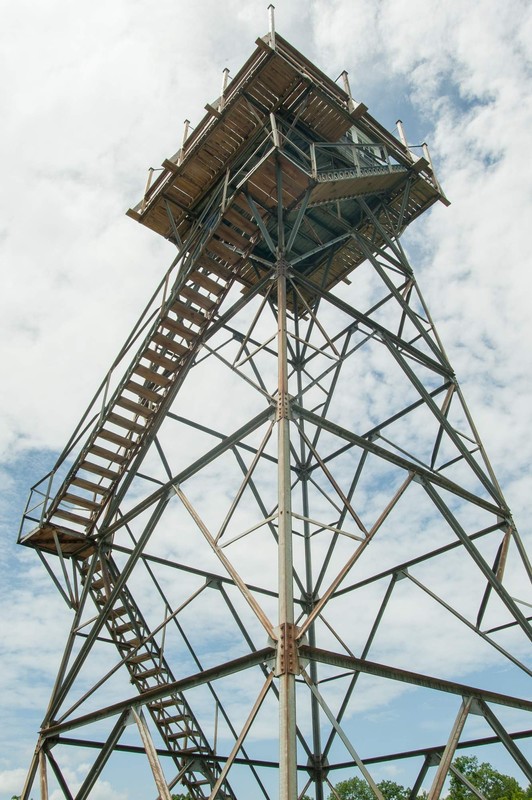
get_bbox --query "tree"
[328,776,411,800]
[327,759,531,800]
[449,756,532,800]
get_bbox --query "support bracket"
[275,622,300,676]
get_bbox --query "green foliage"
[449,756,531,800]
[326,759,531,800]
[171,794,191,800]
[379,781,416,800]
[328,776,412,800]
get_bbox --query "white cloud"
[2,0,531,796]
[0,767,28,796]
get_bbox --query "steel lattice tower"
[19,19,532,800]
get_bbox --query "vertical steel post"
[428,697,473,800]
[276,257,297,800]
[132,707,173,800]
[268,4,276,49]
[294,313,324,800]
[219,68,230,111]
[39,749,48,800]
[396,119,408,147]
[177,119,190,166]
[341,71,355,112]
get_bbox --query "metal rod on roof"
[141,167,154,212]
[422,141,443,192]
[177,119,190,167]
[219,68,230,111]
[341,71,352,98]
[422,142,434,171]
[268,4,276,49]
[341,71,355,112]
[396,119,408,147]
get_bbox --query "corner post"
[268,4,276,49]
[276,257,298,800]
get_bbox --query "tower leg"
[20,745,39,800]
[277,259,298,800]
[39,749,48,800]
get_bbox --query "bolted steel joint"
[274,622,300,676]
[276,391,291,421]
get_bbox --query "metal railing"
[310,141,401,181]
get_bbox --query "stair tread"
[122,635,141,644]
[149,698,180,709]
[114,621,135,634]
[125,380,164,404]
[62,493,101,511]
[134,365,172,387]
[89,443,130,464]
[72,477,109,495]
[160,318,197,340]
[105,606,127,618]
[98,428,136,448]
[195,257,232,280]
[214,224,249,249]
[128,652,154,664]
[81,559,102,574]
[52,509,91,526]
[134,666,164,679]
[188,270,226,295]
[179,286,216,311]
[167,730,194,740]
[161,713,188,724]
[115,396,155,418]
[80,460,120,480]
[151,333,190,356]
[206,238,241,265]
[223,206,257,235]
[170,301,207,325]
[107,412,146,434]
[145,348,180,371]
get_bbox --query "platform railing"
[310,141,396,179]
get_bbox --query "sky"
[1,0,532,798]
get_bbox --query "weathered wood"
[179,286,216,311]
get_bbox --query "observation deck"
[20,31,448,559]
[128,33,448,301]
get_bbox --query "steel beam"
[300,646,532,711]
[132,707,173,800]
[75,711,130,800]
[423,481,532,641]
[42,648,273,737]
[475,699,532,782]
[293,405,506,517]
[428,697,473,800]
[53,728,532,767]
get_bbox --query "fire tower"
[19,17,532,800]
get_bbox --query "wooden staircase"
[80,552,234,799]
[24,206,260,551]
